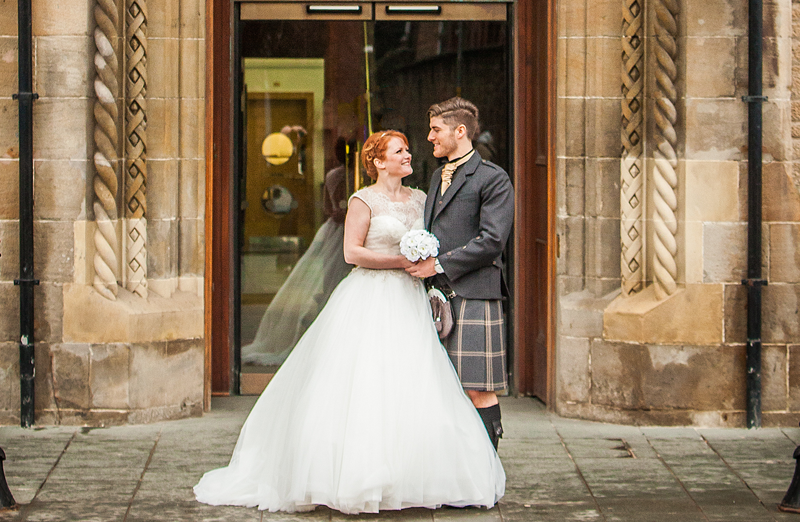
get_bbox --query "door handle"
[306,4,362,14]
[384,5,441,15]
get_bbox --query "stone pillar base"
[603,284,723,345]
[63,283,203,343]
[0,284,208,426]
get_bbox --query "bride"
[194,130,505,514]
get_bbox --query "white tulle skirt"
[194,267,505,514]
[242,219,353,366]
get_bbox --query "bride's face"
[377,137,413,178]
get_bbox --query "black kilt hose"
[443,296,507,391]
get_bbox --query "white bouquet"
[399,229,440,262]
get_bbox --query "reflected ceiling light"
[262,132,293,165]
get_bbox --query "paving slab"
[125,500,264,522]
[500,499,602,522]
[431,506,497,521]
[2,396,800,521]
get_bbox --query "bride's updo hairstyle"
[361,130,409,180]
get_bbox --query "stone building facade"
[0,0,205,424]
[1,0,800,427]
[556,0,800,426]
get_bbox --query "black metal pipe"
[14,0,38,429]
[743,0,765,430]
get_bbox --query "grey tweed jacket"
[424,151,514,300]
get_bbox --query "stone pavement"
[2,397,800,521]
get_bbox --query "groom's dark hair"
[427,97,480,141]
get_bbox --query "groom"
[407,97,514,449]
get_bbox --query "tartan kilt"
[443,296,507,391]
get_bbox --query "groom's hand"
[406,257,437,278]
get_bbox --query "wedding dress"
[194,187,505,514]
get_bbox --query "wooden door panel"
[208,0,234,396]
[515,0,553,400]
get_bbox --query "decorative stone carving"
[619,0,680,300]
[652,0,679,299]
[92,0,121,300]
[621,0,645,296]
[125,0,148,298]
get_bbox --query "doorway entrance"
[205,0,555,404]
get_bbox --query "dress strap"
[348,190,373,215]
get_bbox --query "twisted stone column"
[621,0,645,296]
[125,0,148,298]
[93,0,121,300]
[652,0,679,299]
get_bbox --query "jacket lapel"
[426,168,441,230]
[430,152,481,224]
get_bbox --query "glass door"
[234,2,511,394]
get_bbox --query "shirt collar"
[446,148,475,168]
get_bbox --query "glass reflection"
[238,18,509,392]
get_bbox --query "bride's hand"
[406,257,437,278]
[398,257,415,269]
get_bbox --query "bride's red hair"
[361,130,409,180]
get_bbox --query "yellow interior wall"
[244,58,326,225]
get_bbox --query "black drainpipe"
[14,0,38,429]
[743,0,766,429]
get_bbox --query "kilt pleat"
[444,296,507,391]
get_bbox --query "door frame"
[512,0,557,401]
[205,0,235,407]
[204,0,557,409]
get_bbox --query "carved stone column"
[621,0,645,296]
[619,0,680,300]
[92,0,121,300]
[125,0,148,298]
[651,0,679,299]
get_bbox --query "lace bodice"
[349,187,426,255]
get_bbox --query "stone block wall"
[555,0,800,426]
[556,0,622,299]
[0,0,205,425]
[146,0,206,298]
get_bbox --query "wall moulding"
[621,0,645,296]
[125,0,149,299]
[605,0,688,346]
[92,0,122,301]
[603,284,723,346]
[63,283,202,344]
[91,0,154,302]
[618,0,681,301]
[70,222,203,344]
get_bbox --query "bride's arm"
[344,198,414,269]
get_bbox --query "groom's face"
[428,116,458,160]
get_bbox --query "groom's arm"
[437,170,514,282]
